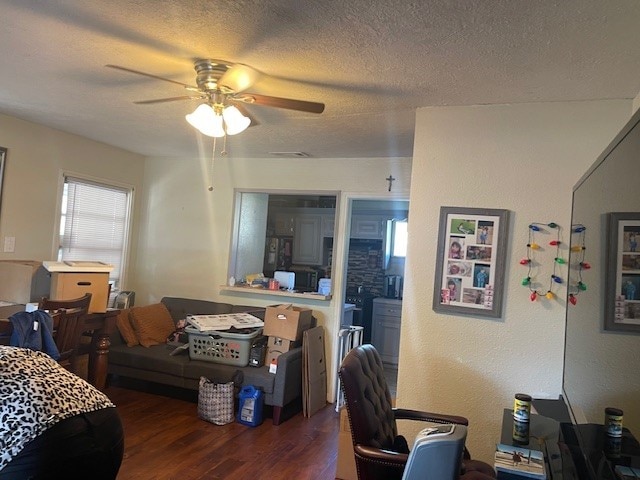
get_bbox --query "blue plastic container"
[237,385,264,427]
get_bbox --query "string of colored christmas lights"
[568,224,590,305]
[520,222,565,301]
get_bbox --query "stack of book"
[494,443,547,479]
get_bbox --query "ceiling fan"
[106,59,325,137]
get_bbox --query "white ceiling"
[1,0,639,159]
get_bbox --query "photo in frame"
[433,206,510,318]
[605,212,640,332]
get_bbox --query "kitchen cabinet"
[351,215,385,239]
[274,213,295,236]
[292,214,322,265]
[322,214,335,237]
[371,298,402,365]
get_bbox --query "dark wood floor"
[105,383,340,480]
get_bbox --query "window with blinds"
[391,219,408,258]
[58,176,132,290]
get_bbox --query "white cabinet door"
[352,215,384,239]
[372,317,401,365]
[371,298,402,365]
[292,215,322,265]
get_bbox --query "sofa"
[107,297,309,425]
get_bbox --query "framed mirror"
[563,108,640,438]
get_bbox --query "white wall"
[133,153,412,395]
[400,100,631,463]
[0,114,145,276]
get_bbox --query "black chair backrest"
[39,293,92,368]
[338,344,398,450]
[39,293,92,313]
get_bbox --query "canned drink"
[605,407,623,437]
[268,279,280,291]
[604,435,622,459]
[513,393,532,422]
[512,419,530,445]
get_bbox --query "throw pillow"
[115,308,138,347]
[130,303,176,348]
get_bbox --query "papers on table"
[186,312,264,332]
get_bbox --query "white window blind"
[59,176,131,289]
[391,220,408,257]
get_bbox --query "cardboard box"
[50,272,110,313]
[336,406,357,480]
[266,348,282,369]
[0,304,27,320]
[265,336,302,367]
[267,336,301,352]
[0,260,51,304]
[264,304,313,341]
[302,326,327,418]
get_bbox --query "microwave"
[290,267,319,292]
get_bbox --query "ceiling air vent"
[268,151,310,158]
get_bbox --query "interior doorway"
[342,198,409,397]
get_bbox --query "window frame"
[389,218,408,258]
[53,171,135,292]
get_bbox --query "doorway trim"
[329,192,410,401]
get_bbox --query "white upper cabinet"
[292,214,323,265]
[351,215,385,239]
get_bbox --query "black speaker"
[249,335,268,367]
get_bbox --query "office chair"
[338,344,496,480]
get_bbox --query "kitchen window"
[58,175,133,292]
[390,219,408,258]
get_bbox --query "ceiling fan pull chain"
[208,137,216,191]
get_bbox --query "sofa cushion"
[130,303,176,347]
[110,343,190,376]
[115,308,138,347]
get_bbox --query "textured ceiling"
[1,0,639,158]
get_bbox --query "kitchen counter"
[342,303,355,326]
[219,285,331,301]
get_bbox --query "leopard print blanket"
[0,346,115,470]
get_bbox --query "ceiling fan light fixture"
[186,104,225,137]
[218,64,261,93]
[222,105,251,135]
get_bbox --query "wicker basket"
[186,326,262,367]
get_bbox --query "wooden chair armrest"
[393,407,469,426]
[354,444,409,466]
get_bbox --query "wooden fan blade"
[233,93,324,114]
[134,95,204,104]
[106,64,196,89]
[218,63,261,93]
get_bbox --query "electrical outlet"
[3,236,15,253]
